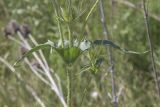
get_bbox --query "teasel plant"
[12,0,150,107]
[3,20,67,107]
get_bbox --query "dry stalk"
[99,0,118,107]
[142,0,160,96]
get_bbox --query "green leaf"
[93,40,121,49]
[14,43,51,66]
[93,40,149,54]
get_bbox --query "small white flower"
[79,40,91,51]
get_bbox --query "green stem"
[78,0,100,46]
[67,23,72,47]
[67,66,72,107]
[58,19,64,48]
[67,0,72,20]
[85,0,99,21]
[67,0,72,47]
[50,0,64,47]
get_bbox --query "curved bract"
[55,47,82,64]
[14,39,148,66]
[93,40,149,54]
[14,40,89,65]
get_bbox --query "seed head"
[20,24,31,38]
[11,20,20,32]
[4,24,15,37]
[3,20,20,37]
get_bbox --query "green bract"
[14,39,148,66]
[14,39,91,65]
[56,47,81,64]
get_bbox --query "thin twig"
[99,0,118,107]
[0,57,15,72]
[8,36,22,45]
[29,34,49,70]
[24,58,51,86]
[142,0,160,96]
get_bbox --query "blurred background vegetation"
[0,0,160,107]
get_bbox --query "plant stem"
[29,34,49,70]
[99,0,118,107]
[67,0,72,47]
[67,66,72,107]
[142,0,160,96]
[67,0,72,21]
[78,0,100,45]
[58,19,64,47]
[68,23,72,47]
[50,0,64,47]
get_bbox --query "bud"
[11,20,20,33]
[3,20,20,37]
[20,24,31,38]
[3,25,15,37]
